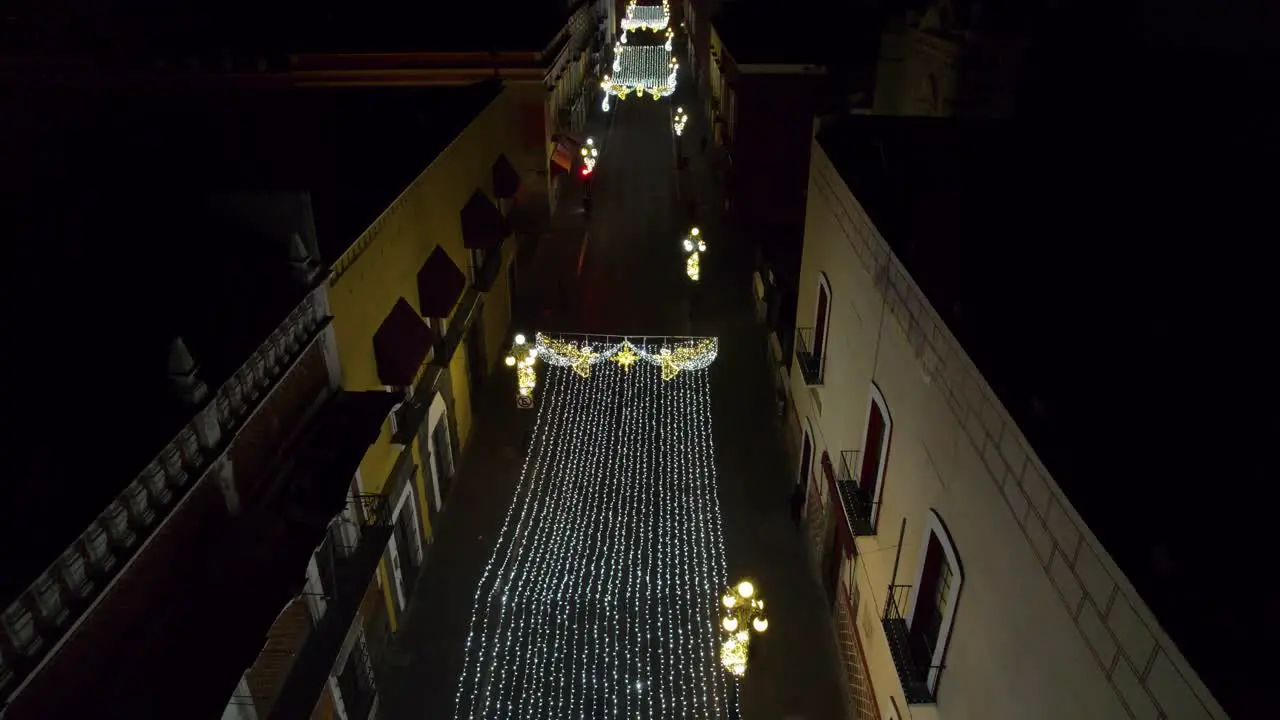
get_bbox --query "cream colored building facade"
[784,140,1228,720]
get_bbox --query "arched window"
[858,382,892,532]
[907,510,963,695]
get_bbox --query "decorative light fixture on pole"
[681,226,706,282]
[580,137,599,175]
[673,107,689,137]
[720,580,768,677]
[504,333,539,408]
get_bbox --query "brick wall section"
[229,341,330,502]
[4,478,225,719]
[808,148,1224,720]
[246,598,313,716]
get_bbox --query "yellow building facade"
[326,82,524,633]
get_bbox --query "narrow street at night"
[376,49,846,719]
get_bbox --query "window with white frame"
[907,510,963,695]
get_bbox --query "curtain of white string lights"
[454,340,733,719]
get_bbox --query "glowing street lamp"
[673,107,689,137]
[504,333,539,408]
[680,226,705,282]
[580,137,599,175]
[720,580,768,677]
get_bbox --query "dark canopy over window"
[491,153,521,199]
[416,246,466,319]
[373,298,437,386]
[460,190,507,250]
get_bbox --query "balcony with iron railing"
[1,287,331,703]
[881,584,945,704]
[834,450,878,537]
[267,493,393,719]
[794,326,824,385]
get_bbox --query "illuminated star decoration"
[612,342,640,372]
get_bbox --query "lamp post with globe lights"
[720,579,768,678]
[681,226,706,282]
[504,333,539,408]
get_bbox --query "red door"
[860,401,885,494]
[813,286,829,360]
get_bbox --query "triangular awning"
[373,298,437,386]
[549,134,581,175]
[416,245,466,319]
[460,190,507,250]
[492,153,521,199]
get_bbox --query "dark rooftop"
[713,0,873,67]
[2,0,576,57]
[817,114,1275,717]
[0,196,311,606]
[7,80,505,262]
[0,80,501,605]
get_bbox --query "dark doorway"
[338,641,377,720]
[823,522,841,609]
[813,282,830,361]
[799,431,814,493]
[417,416,439,530]
[860,401,886,495]
[431,418,455,509]
[909,534,952,669]
[394,501,421,602]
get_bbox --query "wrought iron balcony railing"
[881,584,945,704]
[794,326,824,385]
[267,494,393,719]
[835,450,878,536]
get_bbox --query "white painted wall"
[790,141,1227,720]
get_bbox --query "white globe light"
[514,333,527,345]
[737,581,754,598]
[505,356,516,367]
[752,617,769,633]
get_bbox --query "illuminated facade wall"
[327,87,522,634]
[787,141,1229,720]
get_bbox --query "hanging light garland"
[673,106,689,137]
[601,45,678,111]
[453,337,731,718]
[719,580,768,677]
[535,334,718,380]
[504,333,540,407]
[620,0,671,33]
